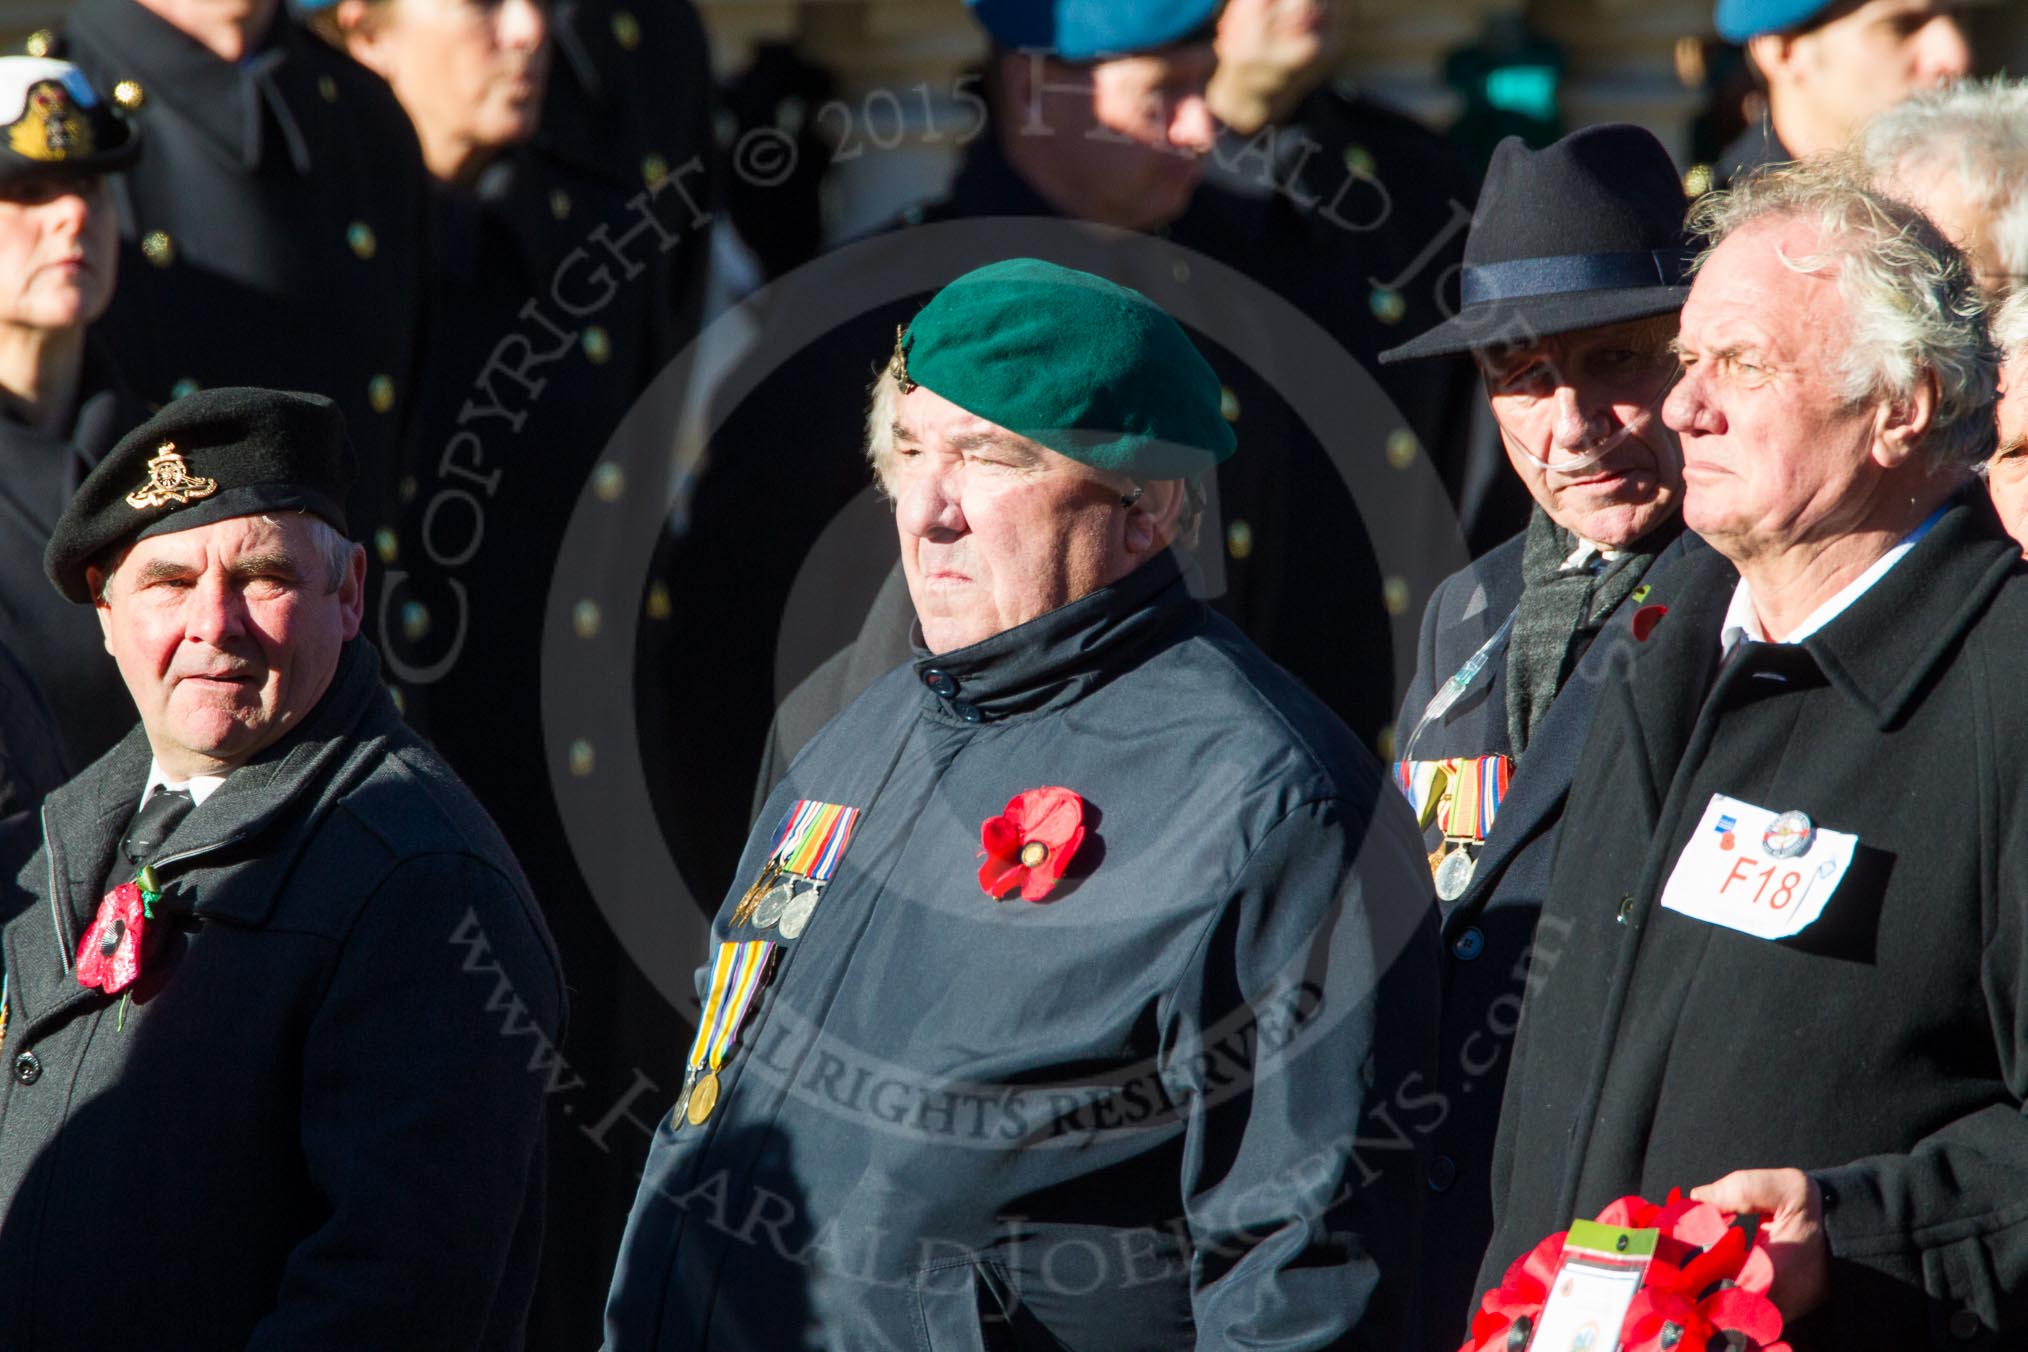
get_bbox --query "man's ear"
[86,566,113,650]
[335,0,391,74]
[1745,32,1801,91]
[338,544,368,640]
[1124,479,1187,555]
[1874,369,1940,469]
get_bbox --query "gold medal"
[777,883,821,939]
[731,862,779,928]
[685,1069,721,1125]
[753,879,795,930]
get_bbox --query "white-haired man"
[1984,286,2028,551]
[1478,162,2026,1346]
[1856,76,2028,297]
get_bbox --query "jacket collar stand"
[910,549,1192,724]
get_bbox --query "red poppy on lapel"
[76,882,149,995]
[1633,603,1669,641]
[978,787,1087,902]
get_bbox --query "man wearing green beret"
[604,260,1440,1349]
[651,0,1458,914]
[0,387,563,1348]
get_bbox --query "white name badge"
[1658,793,1857,941]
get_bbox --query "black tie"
[121,787,196,869]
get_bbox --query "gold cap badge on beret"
[126,442,218,509]
[889,325,916,395]
[9,79,93,162]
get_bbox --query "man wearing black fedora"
[1375,123,1694,1341]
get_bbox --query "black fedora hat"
[1380,124,1691,363]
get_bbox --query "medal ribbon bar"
[685,938,775,1082]
[774,799,861,879]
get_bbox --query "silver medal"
[753,879,795,929]
[777,882,822,939]
[1435,847,1476,902]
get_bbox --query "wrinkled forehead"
[115,512,313,567]
[1682,218,1844,338]
[892,385,1049,464]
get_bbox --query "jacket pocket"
[914,1254,1016,1352]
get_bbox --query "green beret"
[894,259,1236,479]
[46,388,356,602]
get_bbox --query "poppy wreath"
[978,786,1086,901]
[1463,1190,1790,1352]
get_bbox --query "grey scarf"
[1503,508,1666,756]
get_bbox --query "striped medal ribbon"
[677,938,775,1128]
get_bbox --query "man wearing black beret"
[0,387,563,1349]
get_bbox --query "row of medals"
[732,860,822,938]
[680,862,821,1128]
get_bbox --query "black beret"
[46,387,356,603]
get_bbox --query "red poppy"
[978,787,1086,902]
[1633,603,1669,641]
[76,882,149,995]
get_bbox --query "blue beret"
[965,0,1223,61]
[1714,0,1837,42]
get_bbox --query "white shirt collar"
[1561,537,1623,572]
[144,762,231,807]
[1720,504,1947,656]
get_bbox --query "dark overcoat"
[1480,496,2028,1346]
[0,349,150,765]
[0,640,564,1350]
[1193,82,1524,553]
[59,0,430,548]
[606,554,1442,1350]
[1712,118,1792,191]
[1391,525,1686,1343]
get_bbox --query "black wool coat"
[1392,523,1686,1344]
[1480,496,2028,1346]
[0,348,150,765]
[0,640,564,1350]
[61,0,430,547]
